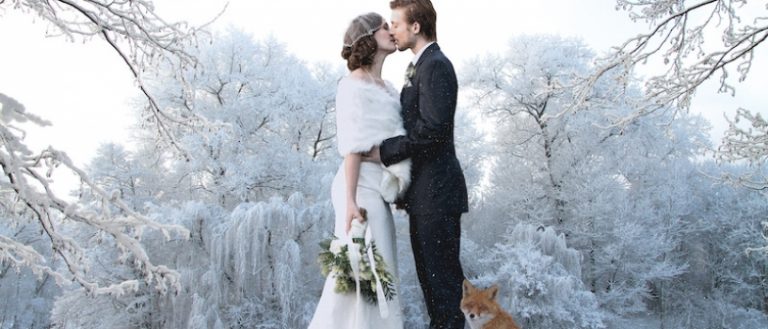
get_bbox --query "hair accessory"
[343,25,380,48]
[343,13,383,48]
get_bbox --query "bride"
[308,12,409,329]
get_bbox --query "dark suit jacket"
[380,43,469,215]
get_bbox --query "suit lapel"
[401,43,440,104]
[415,43,440,69]
[400,43,441,130]
[401,43,440,92]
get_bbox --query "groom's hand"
[361,145,382,164]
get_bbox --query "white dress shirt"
[411,41,436,66]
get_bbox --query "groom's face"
[390,8,416,52]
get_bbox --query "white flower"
[317,233,397,304]
[404,64,416,81]
[403,63,415,88]
[330,239,344,255]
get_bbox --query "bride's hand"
[346,202,365,234]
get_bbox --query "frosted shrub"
[470,223,605,329]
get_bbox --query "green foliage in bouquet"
[318,236,396,304]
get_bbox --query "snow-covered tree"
[81,143,166,211]
[137,29,339,207]
[656,161,768,328]
[0,221,60,329]
[461,34,721,324]
[50,28,345,328]
[462,35,599,228]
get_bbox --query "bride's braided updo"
[341,13,384,71]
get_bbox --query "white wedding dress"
[308,77,409,329]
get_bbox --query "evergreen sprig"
[317,233,396,304]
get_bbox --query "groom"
[368,0,468,327]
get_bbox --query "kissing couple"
[309,1,468,328]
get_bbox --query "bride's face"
[373,22,397,55]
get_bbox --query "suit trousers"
[409,211,465,329]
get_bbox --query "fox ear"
[487,285,500,300]
[462,279,475,297]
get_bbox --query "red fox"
[460,279,521,329]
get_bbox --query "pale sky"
[1,0,765,182]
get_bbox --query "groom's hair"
[390,0,437,41]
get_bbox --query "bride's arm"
[344,153,365,234]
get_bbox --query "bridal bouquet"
[318,209,396,305]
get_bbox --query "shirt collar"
[411,41,436,66]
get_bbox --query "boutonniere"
[404,63,416,88]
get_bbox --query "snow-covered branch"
[7,0,213,155]
[577,0,766,112]
[718,108,768,189]
[720,108,768,164]
[573,0,768,191]
[746,222,768,255]
[1,93,189,296]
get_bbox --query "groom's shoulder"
[425,44,451,62]
[421,49,455,75]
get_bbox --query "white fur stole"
[335,77,411,202]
